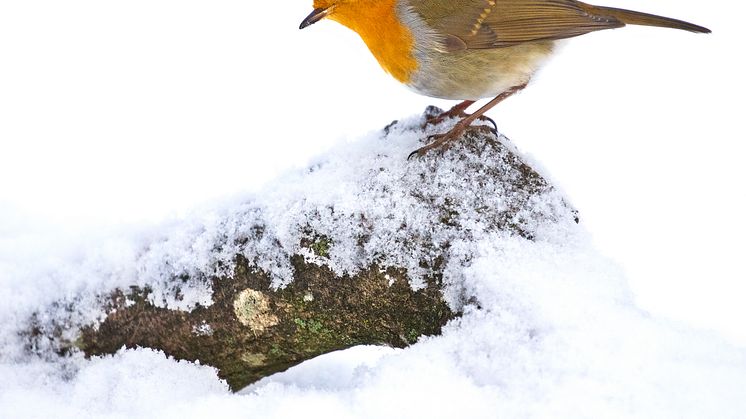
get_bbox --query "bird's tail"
[579,3,711,33]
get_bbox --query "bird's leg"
[424,100,498,133]
[424,100,474,125]
[409,83,528,159]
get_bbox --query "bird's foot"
[474,115,498,134]
[408,122,464,159]
[408,124,495,159]
[423,104,497,134]
[423,107,467,128]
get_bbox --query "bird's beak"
[299,7,331,29]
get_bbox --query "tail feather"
[580,3,711,33]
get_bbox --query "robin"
[299,0,710,157]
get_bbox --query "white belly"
[407,42,555,100]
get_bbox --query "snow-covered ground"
[1,0,744,417]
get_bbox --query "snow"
[2,0,745,416]
[0,349,229,419]
[2,117,746,418]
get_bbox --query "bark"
[76,255,452,391]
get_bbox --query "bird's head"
[299,0,377,30]
[298,0,416,83]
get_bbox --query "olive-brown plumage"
[300,0,710,156]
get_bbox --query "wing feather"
[407,0,624,50]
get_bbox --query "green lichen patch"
[301,234,333,258]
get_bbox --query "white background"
[1,0,744,344]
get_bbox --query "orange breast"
[330,0,417,84]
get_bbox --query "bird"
[299,0,710,157]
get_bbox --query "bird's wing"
[406,0,625,50]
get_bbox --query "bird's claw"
[477,115,498,134]
[423,107,497,135]
[408,124,500,160]
[406,136,438,160]
[407,131,462,159]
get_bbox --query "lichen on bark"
[76,255,454,391]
